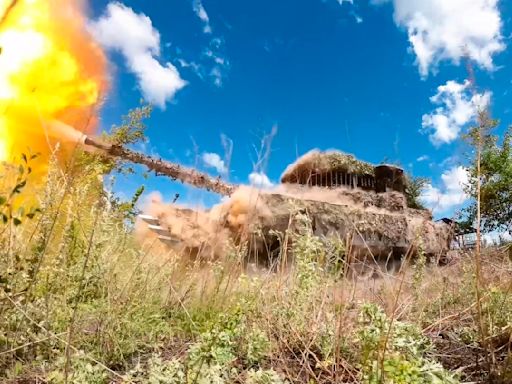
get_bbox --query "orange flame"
[0,0,107,168]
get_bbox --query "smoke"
[47,120,88,144]
[0,0,108,169]
[136,186,273,259]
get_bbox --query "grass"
[0,153,511,383]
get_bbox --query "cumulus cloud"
[378,0,504,76]
[193,0,212,34]
[90,2,186,109]
[422,80,491,146]
[249,172,274,189]
[202,152,227,174]
[421,166,469,214]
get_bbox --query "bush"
[357,304,459,384]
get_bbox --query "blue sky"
[88,0,512,217]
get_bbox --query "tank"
[132,149,453,269]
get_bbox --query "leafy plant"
[357,304,459,384]
[146,355,186,384]
[405,175,429,210]
[109,103,153,147]
[47,354,108,384]
[247,368,287,384]
[0,152,41,226]
[244,327,271,365]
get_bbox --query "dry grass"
[0,154,511,384]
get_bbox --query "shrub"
[247,368,287,384]
[357,304,459,384]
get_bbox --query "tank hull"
[138,186,452,268]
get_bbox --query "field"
[0,156,511,384]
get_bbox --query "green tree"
[464,115,512,235]
[405,175,429,210]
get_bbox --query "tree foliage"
[405,175,429,210]
[108,103,153,147]
[464,114,512,234]
[80,103,153,176]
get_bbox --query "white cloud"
[210,67,223,87]
[178,49,228,87]
[385,0,504,76]
[188,1,229,87]
[421,166,469,214]
[416,155,429,162]
[202,38,229,87]
[202,152,227,174]
[89,2,186,109]
[178,59,204,79]
[249,172,274,189]
[422,80,491,146]
[331,2,362,23]
[193,0,212,34]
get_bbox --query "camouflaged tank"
[133,149,453,268]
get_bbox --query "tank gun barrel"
[82,136,236,196]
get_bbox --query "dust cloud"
[135,186,274,259]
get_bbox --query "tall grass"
[0,152,511,383]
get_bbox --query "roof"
[280,149,375,184]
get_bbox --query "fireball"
[0,0,107,169]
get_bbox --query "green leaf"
[0,196,6,205]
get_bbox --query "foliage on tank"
[281,150,375,184]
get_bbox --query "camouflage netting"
[281,149,375,184]
[139,187,451,268]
